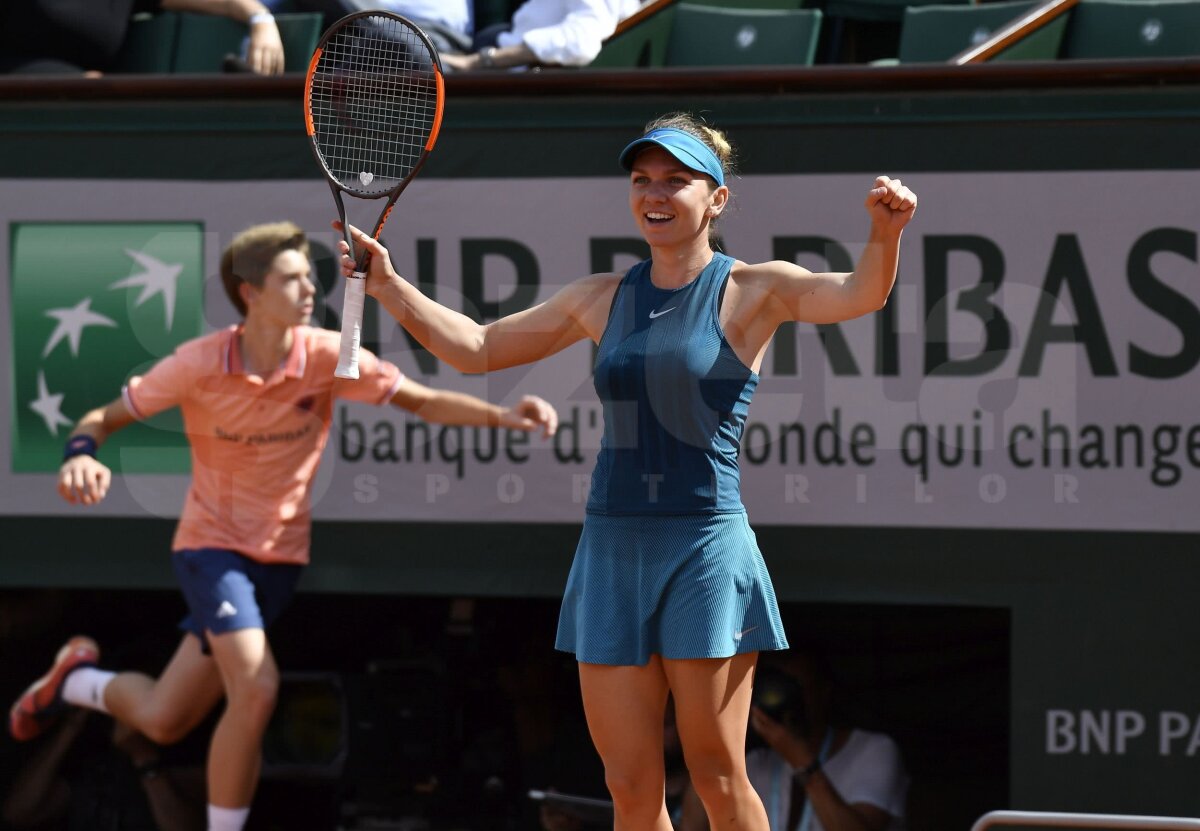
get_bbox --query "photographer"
[745,653,909,831]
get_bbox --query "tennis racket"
[304,11,445,378]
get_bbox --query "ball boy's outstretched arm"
[390,378,559,438]
[58,398,137,506]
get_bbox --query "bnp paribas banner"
[9,223,204,473]
[1,173,1197,530]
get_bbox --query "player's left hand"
[865,176,918,234]
[501,395,558,438]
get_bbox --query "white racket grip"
[335,273,367,379]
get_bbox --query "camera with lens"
[750,666,810,744]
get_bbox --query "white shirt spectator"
[747,729,910,831]
[496,0,641,66]
[388,0,472,37]
[264,1,473,38]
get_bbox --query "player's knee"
[688,771,737,809]
[686,762,742,809]
[604,768,662,811]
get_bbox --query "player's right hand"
[332,221,400,298]
[58,456,112,506]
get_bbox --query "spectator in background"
[2,710,205,831]
[441,0,641,71]
[744,652,909,831]
[263,0,474,54]
[0,0,285,75]
[110,722,207,831]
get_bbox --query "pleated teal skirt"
[555,510,788,666]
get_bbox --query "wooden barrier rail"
[951,0,1081,64]
[1,57,1200,103]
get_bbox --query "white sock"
[207,804,251,831]
[61,667,115,714]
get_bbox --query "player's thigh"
[662,652,758,771]
[578,656,671,771]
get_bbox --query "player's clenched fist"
[865,176,918,233]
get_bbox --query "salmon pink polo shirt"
[123,325,404,565]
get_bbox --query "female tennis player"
[9,222,558,831]
[337,114,917,830]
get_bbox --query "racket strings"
[309,15,439,196]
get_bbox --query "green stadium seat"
[892,0,1067,62]
[113,12,181,73]
[1061,0,1200,59]
[664,4,824,66]
[277,14,325,72]
[591,5,677,67]
[827,0,970,25]
[172,12,323,73]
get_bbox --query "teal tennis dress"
[555,253,788,666]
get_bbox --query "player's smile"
[628,146,719,242]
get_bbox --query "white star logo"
[28,371,73,436]
[109,249,183,331]
[43,297,118,358]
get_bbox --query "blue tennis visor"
[618,128,725,187]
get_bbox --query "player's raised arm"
[58,397,137,506]
[335,223,620,374]
[754,176,918,327]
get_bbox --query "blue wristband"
[63,435,98,461]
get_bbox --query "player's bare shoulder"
[726,258,780,304]
[561,272,624,341]
[571,271,623,295]
[730,258,814,289]
[725,259,813,326]
[732,257,821,299]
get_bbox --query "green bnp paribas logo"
[11,223,204,473]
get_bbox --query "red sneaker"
[9,636,100,741]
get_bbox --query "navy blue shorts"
[172,548,302,653]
